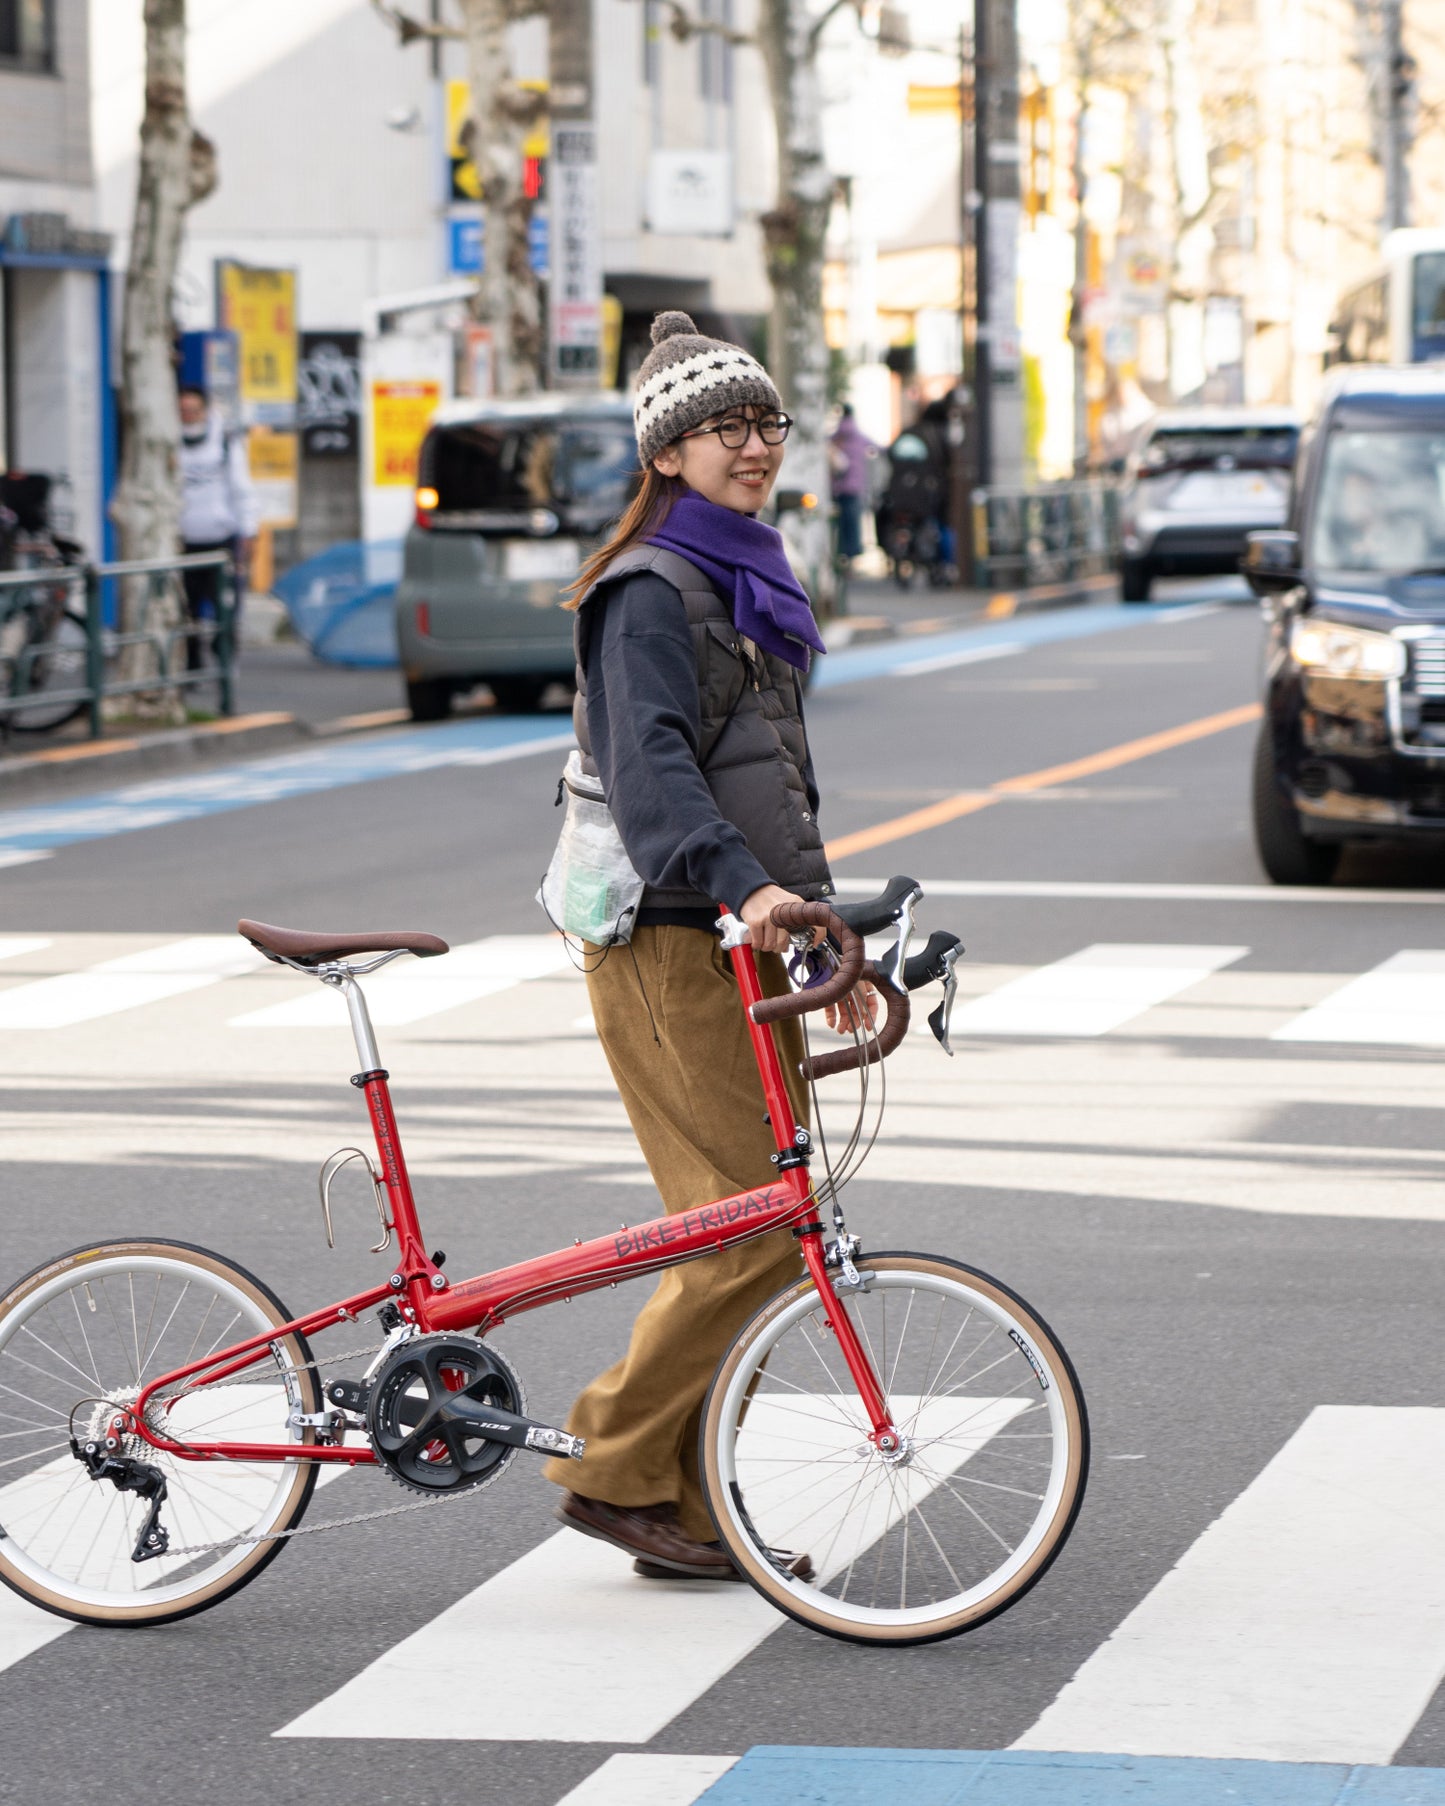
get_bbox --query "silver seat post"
[313,951,407,1072]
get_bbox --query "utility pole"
[955,19,979,581]
[972,0,1022,489]
[1382,0,1413,231]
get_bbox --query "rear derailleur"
[70,1438,170,1563]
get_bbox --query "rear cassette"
[366,1333,526,1495]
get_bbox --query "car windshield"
[1309,427,1445,574]
[1137,426,1298,476]
[428,419,638,527]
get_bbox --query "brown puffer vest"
[572,544,834,914]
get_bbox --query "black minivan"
[1246,366,1445,883]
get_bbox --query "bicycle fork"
[724,928,899,1450]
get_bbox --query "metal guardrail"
[0,550,236,741]
[971,480,1120,591]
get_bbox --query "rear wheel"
[405,676,453,721]
[1120,557,1153,603]
[8,607,89,733]
[701,1251,1088,1646]
[1252,727,1341,885]
[0,1239,319,1627]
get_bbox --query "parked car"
[1118,406,1301,601]
[1245,365,1445,883]
[394,394,638,719]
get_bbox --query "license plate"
[504,539,580,582]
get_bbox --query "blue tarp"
[275,539,402,668]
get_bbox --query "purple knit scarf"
[647,490,827,672]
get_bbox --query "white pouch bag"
[536,750,646,945]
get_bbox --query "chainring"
[365,1333,526,1496]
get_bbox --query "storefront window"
[0,0,53,73]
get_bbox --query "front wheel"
[701,1251,1088,1646]
[1252,727,1341,885]
[0,1239,320,1627]
[8,608,89,732]
[1120,557,1153,602]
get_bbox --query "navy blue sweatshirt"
[584,572,821,924]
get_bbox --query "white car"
[1119,406,1301,602]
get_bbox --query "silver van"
[394,394,638,718]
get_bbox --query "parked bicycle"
[0,471,90,735]
[0,879,1088,1646]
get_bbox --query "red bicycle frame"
[130,920,896,1463]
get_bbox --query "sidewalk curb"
[825,571,1117,649]
[0,711,314,807]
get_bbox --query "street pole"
[956,19,980,583]
[973,0,1022,490]
[548,0,603,388]
[1382,0,1412,231]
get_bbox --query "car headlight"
[1288,619,1405,679]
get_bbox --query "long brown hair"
[563,466,684,610]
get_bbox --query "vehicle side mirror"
[1242,530,1301,596]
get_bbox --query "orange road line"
[824,701,1263,862]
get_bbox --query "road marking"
[0,850,51,870]
[0,936,266,1029]
[1272,951,1445,1046]
[556,1756,739,1805]
[823,704,1262,862]
[0,937,50,962]
[948,944,1249,1038]
[1154,602,1225,623]
[0,717,575,858]
[276,1394,1020,1744]
[892,642,1023,677]
[835,877,1445,906]
[1014,1406,1445,1765]
[230,935,572,1028]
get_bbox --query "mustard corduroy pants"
[542,924,809,1541]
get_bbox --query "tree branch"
[369,0,462,42]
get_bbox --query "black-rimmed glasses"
[681,412,793,449]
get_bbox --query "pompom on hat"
[632,310,783,466]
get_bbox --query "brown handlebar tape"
[801,960,911,1081]
[748,901,865,1024]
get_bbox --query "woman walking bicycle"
[542,311,869,1581]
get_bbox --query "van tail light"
[415,485,439,529]
[415,601,431,637]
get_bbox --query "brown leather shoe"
[633,1544,815,1584]
[555,1492,735,1577]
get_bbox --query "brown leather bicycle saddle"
[238,920,450,967]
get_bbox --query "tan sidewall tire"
[0,1238,320,1627]
[700,1251,1089,1646]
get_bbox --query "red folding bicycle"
[0,879,1088,1647]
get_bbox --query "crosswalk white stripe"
[229,935,573,1029]
[1272,951,1445,1046]
[1013,1406,1445,1765]
[0,937,266,1029]
[0,937,50,962]
[947,944,1249,1037]
[555,1756,740,1805]
[275,1393,1018,1744]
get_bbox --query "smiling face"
[651,406,786,514]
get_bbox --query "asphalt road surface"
[4,588,1445,1806]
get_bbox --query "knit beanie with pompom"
[632,310,783,466]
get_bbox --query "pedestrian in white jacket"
[178,387,259,669]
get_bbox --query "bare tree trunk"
[457,0,544,395]
[757,0,833,605]
[1159,0,1213,397]
[110,0,215,722]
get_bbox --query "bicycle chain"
[146,1334,506,1560]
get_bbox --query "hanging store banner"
[549,123,602,387]
[247,426,300,529]
[215,262,298,428]
[370,378,442,488]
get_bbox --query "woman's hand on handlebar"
[824,981,880,1036]
[741,884,815,955]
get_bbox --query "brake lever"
[927,946,961,1056]
[887,889,922,991]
